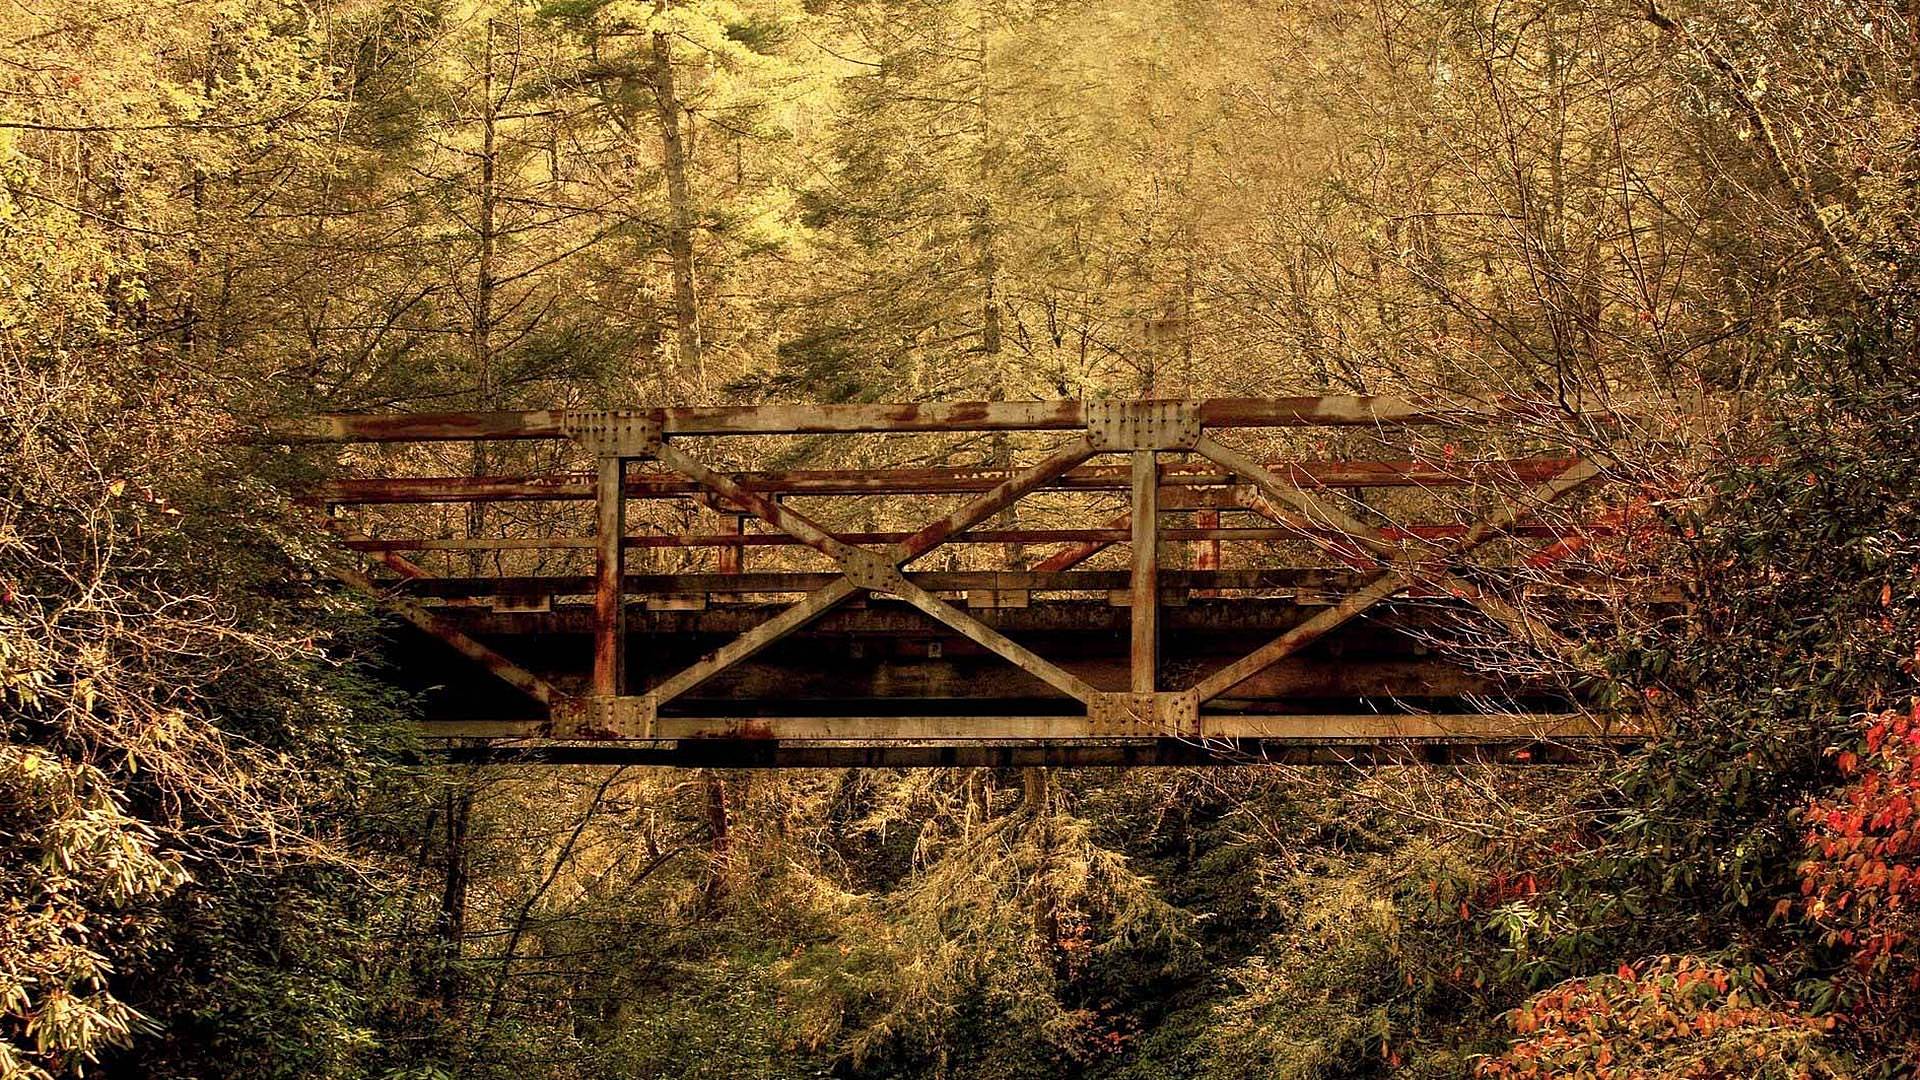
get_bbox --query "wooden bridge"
[269,396,1656,767]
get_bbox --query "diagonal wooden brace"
[1186,446,1607,701]
[330,564,559,709]
[889,436,1099,566]
[649,580,861,706]
[644,436,1103,711]
[892,577,1101,703]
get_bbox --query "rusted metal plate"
[563,411,662,457]
[328,565,558,708]
[891,437,1098,564]
[552,694,654,738]
[1086,400,1202,450]
[1088,691,1199,737]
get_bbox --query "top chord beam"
[262,396,1595,443]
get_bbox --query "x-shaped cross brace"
[635,436,1105,723]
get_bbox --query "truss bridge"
[267,396,1658,767]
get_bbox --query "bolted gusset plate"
[562,411,663,457]
[553,694,657,738]
[837,546,911,595]
[1088,691,1200,737]
[1084,400,1203,451]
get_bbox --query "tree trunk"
[698,769,730,907]
[650,7,705,396]
[437,782,474,1012]
[468,20,500,576]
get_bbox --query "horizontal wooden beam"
[428,738,1632,767]
[263,396,1589,443]
[341,522,1611,553]
[662,654,1513,703]
[308,457,1585,504]
[388,567,1639,600]
[422,595,1664,637]
[420,711,1634,742]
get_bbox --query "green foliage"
[0,747,186,1080]
[1467,317,1920,1072]
[780,790,1198,1074]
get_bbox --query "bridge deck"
[267,395,1657,766]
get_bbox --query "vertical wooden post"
[1130,450,1158,695]
[716,513,744,575]
[714,512,744,604]
[593,454,626,695]
[1192,508,1220,598]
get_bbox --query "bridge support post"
[593,454,626,695]
[1131,450,1158,695]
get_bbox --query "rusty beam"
[890,579,1102,703]
[656,711,1628,741]
[1187,446,1607,700]
[264,396,1596,443]
[592,456,625,695]
[639,442,868,706]
[425,595,1673,638]
[320,517,437,580]
[1033,511,1130,572]
[329,565,558,707]
[339,522,1612,555]
[1188,572,1408,701]
[1131,451,1158,695]
[664,654,1514,703]
[308,457,1586,504]
[422,711,1627,742]
[388,567,1660,600]
[431,738,1630,768]
[891,436,1099,565]
[649,436,1107,705]
[652,441,857,563]
[650,580,862,704]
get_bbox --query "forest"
[3,0,1920,1076]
